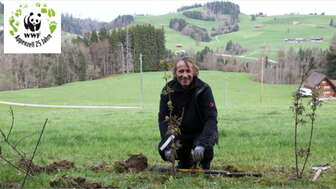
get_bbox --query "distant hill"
[0,8,134,34]
[0,2,3,14]
[0,2,3,26]
[167,2,240,42]
[0,1,3,41]
[177,3,203,12]
[2,1,336,60]
[133,11,336,58]
[61,14,133,35]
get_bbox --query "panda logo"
[24,12,42,32]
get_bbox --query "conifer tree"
[326,36,336,79]
[329,19,334,27]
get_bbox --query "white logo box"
[4,1,61,54]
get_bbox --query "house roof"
[331,80,336,87]
[303,72,336,89]
[303,72,327,88]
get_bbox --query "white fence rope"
[0,101,140,109]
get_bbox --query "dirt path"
[0,101,140,109]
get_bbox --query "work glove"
[164,149,171,161]
[193,146,205,162]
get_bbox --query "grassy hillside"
[0,71,296,107]
[0,72,335,188]
[134,12,336,59]
[2,8,331,60]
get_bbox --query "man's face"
[175,60,194,88]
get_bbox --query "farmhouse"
[175,50,185,55]
[284,37,323,43]
[254,24,265,28]
[284,38,306,43]
[303,72,336,97]
[310,37,323,42]
[292,21,301,25]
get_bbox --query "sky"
[57,0,336,22]
[2,0,336,22]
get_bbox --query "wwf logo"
[24,12,42,32]
[4,1,61,53]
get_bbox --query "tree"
[125,28,133,73]
[251,15,256,21]
[196,46,212,64]
[98,28,109,41]
[90,30,98,43]
[0,2,4,14]
[0,23,166,90]
[329,19,334,27]
[78,51,87,81]
[177,3,202,12]
[130,24,165,72]
[326,36,336,79]
[225,40,233,51]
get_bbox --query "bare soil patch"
[114,153,148,172]
[91,154,148,173]
[17,159,74,174]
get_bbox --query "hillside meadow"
[134,12,336,59]
[2,7,336,58]
[3,9,335,59]
[0,71,335,188]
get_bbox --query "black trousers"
[158,139,214,169]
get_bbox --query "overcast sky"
[3,0,336,22]
[58,0,336,22]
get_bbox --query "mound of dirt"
[91,162,114,172]
[114,154,148,173]
[17,159,74,174]
[49,174,117,189]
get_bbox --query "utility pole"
[139,53,144,109]
[260,43,268,105]
[224,76,228,106]
[125,28,133,73]
[260,56,264,104]
[120,43,125,73]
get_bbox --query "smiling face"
[174,60,194,88]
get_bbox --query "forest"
[0,24,165,90]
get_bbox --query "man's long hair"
[172,57,199,79]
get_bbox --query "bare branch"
[0,155,31,176]
[6,106,15,140]
[0,128,25,158]
[21,119,48,188]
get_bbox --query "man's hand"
[164,149,171,161]
[193,146,205,162]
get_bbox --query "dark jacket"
[158,77,218,149]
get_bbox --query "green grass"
[61,32,79,42]
[51,9,336,60]
[0,71,335,188]
[134,12,336,59]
